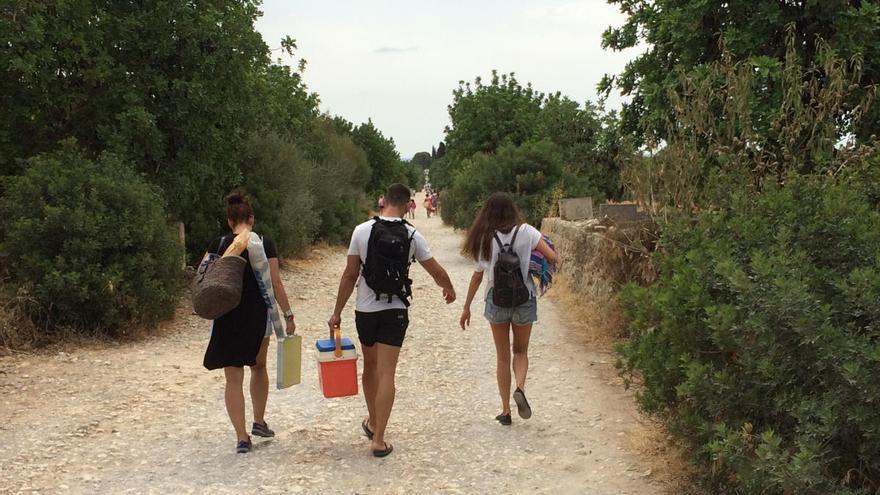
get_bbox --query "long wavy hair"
[461,192,524,261]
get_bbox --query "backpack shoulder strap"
[493,231,505,250]
[406,225,417,262]
[216,235,232,255]
[404,221,417,239]
[510,225,521,248]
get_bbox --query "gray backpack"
[492,225,530,308]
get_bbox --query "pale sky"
[255,0,643,159]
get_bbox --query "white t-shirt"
[475,223,542,298]
[347,217,433,312]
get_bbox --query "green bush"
[240,133,318,256]
[443,139,565,229]
[619,173,880,494]
[228,124,371,254]
[1,141,181,335]
[311,122,371,243]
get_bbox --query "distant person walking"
[377,194,385,213]
[408,199,417,219]
[424,193,434,218]
[459,192,558,426]
[202,191,296,453]
[432,192,441,216]
[328,183,456,457]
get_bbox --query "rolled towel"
[529,235,557,296]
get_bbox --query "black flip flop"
[372,442,394,458]
[361,419,374,440]
[513,388,532,419]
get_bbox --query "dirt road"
[0,197,671,494]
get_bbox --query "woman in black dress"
[203,191,296,453]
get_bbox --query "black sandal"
[372,442,394,458]
[361,419,374,440]
[513,388,532,419]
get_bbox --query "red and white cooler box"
[315,331,359,398]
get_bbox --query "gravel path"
[0,197,669,494]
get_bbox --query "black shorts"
[355,309,409,347]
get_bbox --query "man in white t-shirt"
[328,183,456,458]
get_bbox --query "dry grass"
[592,222,659,289]
[1,269,187,354]
[550,274,625,350]
[626,421,704,495]
[0,294,38,354]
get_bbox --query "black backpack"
[362,217,416,306]
[492,225,530,308]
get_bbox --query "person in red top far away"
[424,193,434,218]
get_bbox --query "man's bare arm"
[418,257,456,304]
[328,255,361,335]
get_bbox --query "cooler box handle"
[334,325,343,358]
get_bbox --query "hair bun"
[225,190,248,206]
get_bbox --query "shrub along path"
[0,194,673,494]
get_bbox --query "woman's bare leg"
[250,337,270,424]
[224,367,248,441]
[490,322,512,414]
[511,324,533,390]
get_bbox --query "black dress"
[202,234,278,370]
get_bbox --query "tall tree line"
[0,0,420,339]
[0,0,419,255]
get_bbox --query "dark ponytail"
[225,189,253,225]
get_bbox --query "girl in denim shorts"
[459,193,559,425]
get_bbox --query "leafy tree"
[310,119,372,243]
[258,59,320,147]
[444,71,544,160]
[538,95,626,200]
[434,72,628,227]
[623,35,876,216]
[1,0,271,253]
[0,0,408,339]
[443,140,565,229]
[411,151,432,169]
[432,72,544,193]
[401,160,424,191]
[238,118,373,249]
[350,119,405,195]
[600,0,880,142]
[238,133,318,256]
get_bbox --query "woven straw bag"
[192,253,246,320]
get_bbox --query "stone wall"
[542,217,658,300]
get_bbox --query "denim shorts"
[484,288,538,326]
